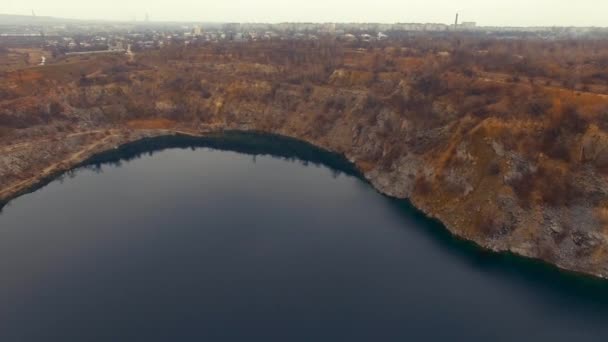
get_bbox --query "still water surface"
[1,134,608,341]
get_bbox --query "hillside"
[1,37,608,278]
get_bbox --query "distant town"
[2,13,608,58]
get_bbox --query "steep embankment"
[1,45,608,278]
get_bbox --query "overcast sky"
[2,0,607,26]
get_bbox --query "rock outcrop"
[1,43,608,278]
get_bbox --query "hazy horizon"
[2,0,608,27]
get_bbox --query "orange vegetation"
[126,119,176,130]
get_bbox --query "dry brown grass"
[598,206,608,227]
[126,119,176,130]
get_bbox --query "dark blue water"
[1,134,608,341]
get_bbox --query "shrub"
[79,74,92,86]
[0,89,18,101]
[488,161,501,176]
[412,73,445,95]
[363,94,382,112]
[324,95,347,113]
[414,176,433,195]
[541,128,571,161]
[49,102,63,116]
[380,144,404,169]
[527,95,553,117]
[560,105,589,135]
[301,83,314,100]
[536,166,581,206]
[0,126,13,138]
[477,212,498,237]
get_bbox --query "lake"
[1,133,608,341]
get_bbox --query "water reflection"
[0,132,607,341]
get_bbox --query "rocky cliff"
[1,40,608,278]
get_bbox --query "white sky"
[2,0,607,26]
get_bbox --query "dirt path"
[127,44,135,62]
[478,72,608,98]
[0,130,106,154]
[0,131,119,200]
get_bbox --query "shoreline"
[1,128,607,282]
